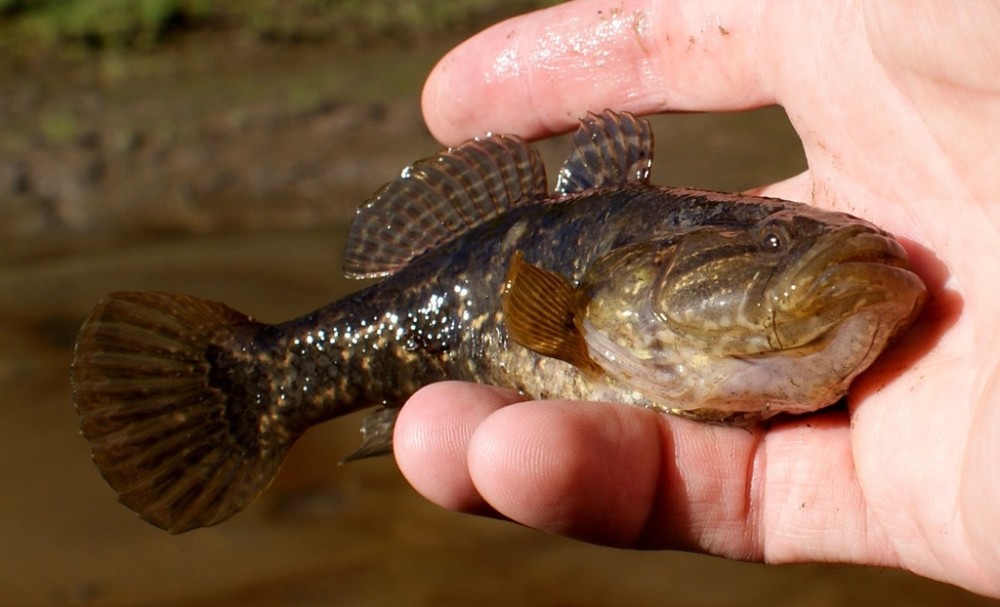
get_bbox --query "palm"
[761,3,999,591]
[396,0,1000,597]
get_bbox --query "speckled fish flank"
[71,111,925,533]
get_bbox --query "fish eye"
[760,231,783,252]
[756,220,792,253]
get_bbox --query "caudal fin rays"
[72,292,290,533]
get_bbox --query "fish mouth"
[770,227,924,348]
[783,227,911,304]
[803,228,909,274]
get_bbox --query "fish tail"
[72,291,292,533]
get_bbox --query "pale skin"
[392,0,1000,598]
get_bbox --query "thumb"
[421,0,773,144]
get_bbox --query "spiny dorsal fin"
[344,135,548,279]
[555,110,653,195]
[500,251,601,375]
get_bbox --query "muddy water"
[0,43,995,607]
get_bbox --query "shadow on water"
[0,36,995,607]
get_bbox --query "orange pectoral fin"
[500,251,602,376]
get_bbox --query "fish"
[71,110,926,533]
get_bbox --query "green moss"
[40,110,79,145]
[10,0,212,48]
[0,0,559,51]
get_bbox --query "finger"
[464,400,903,566]
[422,0,773,144]
[466,400,664,546]
[743,171,811,202]
[399,386,903,565]
[394,381,524,514]
[466,399,770,554]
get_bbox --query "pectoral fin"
[500,252,601,375]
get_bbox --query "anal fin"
[340,406,399,463]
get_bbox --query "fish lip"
[819,228,909,268]
[835,234,909,268]
[765,227,924,355]
[786,228,910,292]
[771,227,919,323]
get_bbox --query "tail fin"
[72,292,292,533]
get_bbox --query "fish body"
[72,111,925,533]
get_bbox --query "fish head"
[759,209,926,353]
[579,206,925,414]
[644,209,921,354]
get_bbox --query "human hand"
[395,0,1000,597]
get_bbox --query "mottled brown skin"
[237,186,919,438]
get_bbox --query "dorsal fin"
[343,135,548,279]
[554,110,653,195]
[500,251,602,375]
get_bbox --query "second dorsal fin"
[343,134,548,279]
[555,110,654,195]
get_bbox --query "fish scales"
[71,111,925,533]
[252,189,718,420]
[262,186,796,427]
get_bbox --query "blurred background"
[0,1,995,605]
